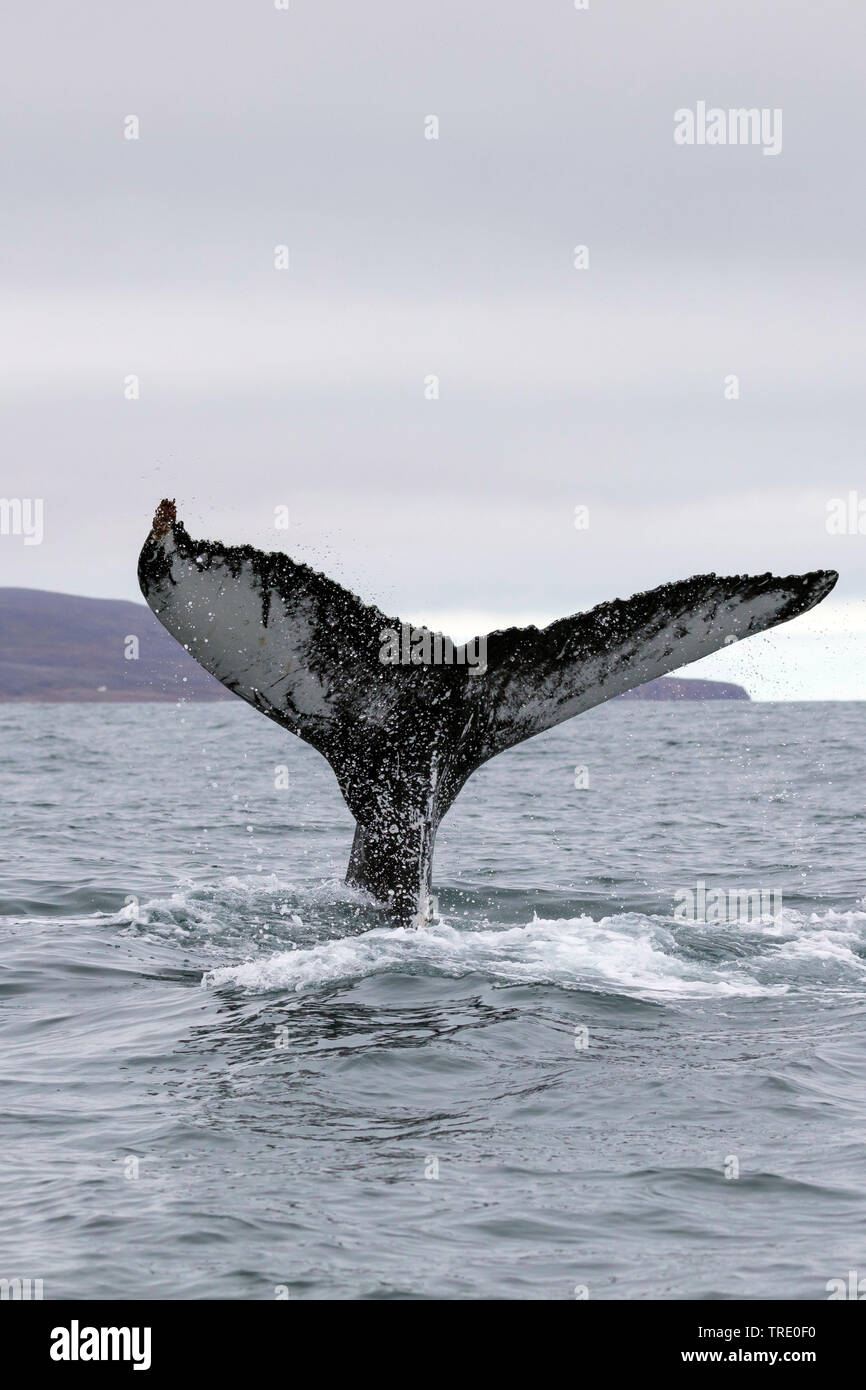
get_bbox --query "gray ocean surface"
[1,700,865,1301]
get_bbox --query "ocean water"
[1,699,865,1301]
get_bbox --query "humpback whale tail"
[138,500,837,924]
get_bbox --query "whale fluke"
[138,502,837,924]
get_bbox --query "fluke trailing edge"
[138,500,837,925]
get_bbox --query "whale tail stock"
[138,501,837,924]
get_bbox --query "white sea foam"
[201,912,789,1001]
[107,875,866,1003]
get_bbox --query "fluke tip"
[151,498,177,540]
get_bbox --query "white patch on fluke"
[158,540,333,721]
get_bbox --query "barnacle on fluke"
[138,500,837,925]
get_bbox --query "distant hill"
[0,588,230,701]
[617,676,748,701]
[0,588,750,702]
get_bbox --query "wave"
[198,905,866,1002]
[82,873,866,1003]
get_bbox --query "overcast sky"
[2,1,865,697]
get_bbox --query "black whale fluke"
[138,501,837,925]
